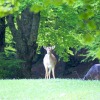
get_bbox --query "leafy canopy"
[0,0,100,61]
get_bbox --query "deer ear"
[51,46,55,50]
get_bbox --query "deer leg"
[45,67,48,79]
[49,68,52,79]
[52,67,55,79]
[95,76,98,80]
[95,74,99,80]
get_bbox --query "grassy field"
[0,79,100,100]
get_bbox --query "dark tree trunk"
[0,17,5,52]
[6,8,40,78]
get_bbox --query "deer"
[43,46,57,79]
[83,64,100,80]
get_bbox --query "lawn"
[0,79,100,100]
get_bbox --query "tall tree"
[6,9,40,78]
[0,17,5,52]
[0,0,99,78]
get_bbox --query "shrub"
[0,52,23,79]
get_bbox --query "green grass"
[0,79,100,100]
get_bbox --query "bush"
[0,52,24,79]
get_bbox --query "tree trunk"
[0,17,5,52]
[6,8,40,78]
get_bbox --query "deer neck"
[47,53,52,57]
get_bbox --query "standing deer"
[43,46,57,79]
[83,64,100,80]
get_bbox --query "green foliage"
[0,27,23,78]
[5,27,16,55]
[83,33,94,44]
[36,1,100,61]
[0,0,20,17]
[37,5,82,61]
[79,6,100,61]
[0,52,24,78]
[0,0,100,62]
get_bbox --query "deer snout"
[47,50,51,54]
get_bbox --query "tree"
[0,0,40,78]
[6,10,40,78]
[0,17,5,52]
[76,1,100,61]
[37,4,82,61]
[0,0,100,78]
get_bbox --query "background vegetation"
[0,0,100,78]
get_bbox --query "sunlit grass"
[0,79,100,100]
